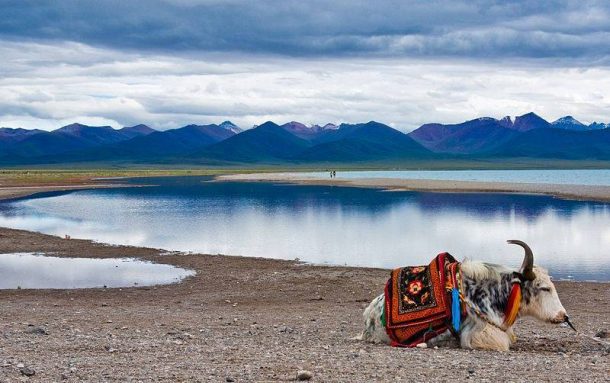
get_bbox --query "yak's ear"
[512,271,525,282]
[514,270,535,282]
[523,269,536,281]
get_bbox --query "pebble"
[104,346,117,353]
[416,343,428,348]
[25,326,48,335]
[20,366,36,377]
[595,330,608,339]
[225,377,235,382]
[296,370,313,381]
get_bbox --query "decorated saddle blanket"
[384,252,462,347]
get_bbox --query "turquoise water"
[0,176,609,281]
[303,169,610,186]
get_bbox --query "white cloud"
[1,41,610,131]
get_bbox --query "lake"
[1,175,609,281]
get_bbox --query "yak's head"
[507,240,573,328]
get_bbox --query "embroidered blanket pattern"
[384,252,460,347]
[398,266,436,313]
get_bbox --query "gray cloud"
[1,0,610,61]
[2,41,610,131]
[2,1,610,131]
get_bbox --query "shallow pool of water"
[0,253,195,289]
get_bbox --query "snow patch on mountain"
[552,116,586,129]
[219,121,242,134]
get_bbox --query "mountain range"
[1,113,609,165]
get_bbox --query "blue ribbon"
[451,287,461,332]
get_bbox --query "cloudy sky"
[2,0,610,131]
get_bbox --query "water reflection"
[0,176,609,281]
[0,253,195,289]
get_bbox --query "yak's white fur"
[359,294,390,344]
[460,260,509,281]
[520,267,566,324]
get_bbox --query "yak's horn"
[507,240,536,281]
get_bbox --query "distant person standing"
[333,170,336,178]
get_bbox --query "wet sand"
[0,227,608,382]
[218,172,610,203]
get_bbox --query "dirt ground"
[0,227,608,382]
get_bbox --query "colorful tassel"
[504,283,522,327]
[451,287,461,332]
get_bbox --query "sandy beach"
[0,175,609,382]
[218,172,610,203]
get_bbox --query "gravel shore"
[217,173,610,203]
[0,227,608,382]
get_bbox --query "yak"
[360,240,573,351]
